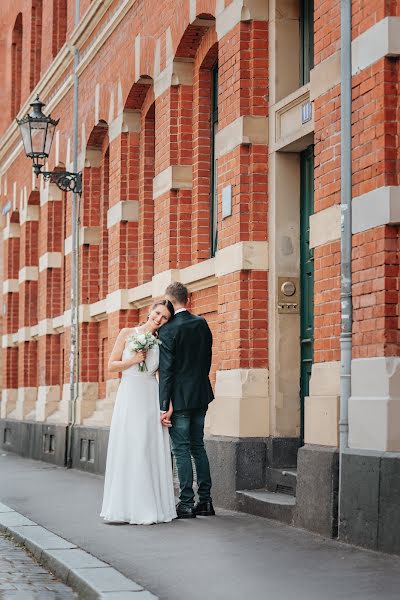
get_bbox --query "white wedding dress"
[100,332,177,525]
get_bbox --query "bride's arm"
[108,328,146,373]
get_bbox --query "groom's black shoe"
[194,500,215,516]
[176,503,196,519]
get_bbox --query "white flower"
[137,334,147,345]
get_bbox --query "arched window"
[11,13,23,117]
[52,0,67,57]
[30,0,43,90]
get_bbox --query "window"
[300,0,314,85]
[210,62,218,257]
[11,13,23,117]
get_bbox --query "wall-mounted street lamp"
[17,96,82,194]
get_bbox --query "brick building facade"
[0,0,399,553]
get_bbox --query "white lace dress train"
[100,339,176,525]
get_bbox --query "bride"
[100,299,177,525]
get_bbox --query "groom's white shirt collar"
[174,308,187,315]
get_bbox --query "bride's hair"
[150,299,175,321]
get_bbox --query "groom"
[159,282,215,519]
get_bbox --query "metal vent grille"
[276,484,295,496]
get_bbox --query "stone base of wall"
[294,444,339,538]
[339,448,400,555]
[0,419,67,467]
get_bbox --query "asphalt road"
[1,451,400,600]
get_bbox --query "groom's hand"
[160,411,172,427]
[160,402,173,427]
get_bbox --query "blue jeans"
[170,409,212,508]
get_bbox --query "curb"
[0,502,158,599]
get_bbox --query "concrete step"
[266,467,297,496]
[236,489,295,525]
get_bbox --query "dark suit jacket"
[158,310,214,412]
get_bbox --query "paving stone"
[0,533,76,598]
[41,547,109,582]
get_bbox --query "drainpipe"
[338,0,352,527]
[66,0,81,468]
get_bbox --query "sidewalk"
[1,451,400,600]
[0,532,76,598]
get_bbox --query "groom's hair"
[165,282,188,305]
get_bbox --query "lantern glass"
[16,97,59,163]
[18,119,33,156]
[30,120,48,157]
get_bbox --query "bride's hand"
[130,350,147,365]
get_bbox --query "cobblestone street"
[0,533,76,599]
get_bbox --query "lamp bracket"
[40,170,82,194]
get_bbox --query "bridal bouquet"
[126,331,162,372]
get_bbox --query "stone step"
[266,467,297,496]
[236,489,295,525]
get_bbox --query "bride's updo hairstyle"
[151,299,175,321]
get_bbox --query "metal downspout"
[338,0,352,529]
[66,0,81,468]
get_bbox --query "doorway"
[299,145,314,440]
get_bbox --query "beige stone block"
[35,386,61,422]
[215,116,268,159]
[272,84,314,152]
[107,200,139,228]
[18,327,32,343]
[352,16,400,75]
[107,289,129,314]
[310,51,340,101]
[309,205,341,249]
[40,183,63,205]
[3,223,20,240]
[109,109,141,142]
[3,279,19,293]
[2,334,15,349]
[75,382,99,424]
[39,252,62,272]
[81,226,101,245]
[52,314,64,331]
[37,319,55,336]
[352,186,400,234]
[1,389,18,419]
[215,241,268,277]
[309,361,340,396]
[20,204,39,225]
[349,398,400,452]
[128,282,152,308]
[15,387,37,420]
[209,369,269,437]
[304,395,339,446]
[349,356,400,451]
[18,266,38,283]
[216,0,268,40]
[106,378,120,402]
[90,299,107,320]
[181,258,217,292]
[46,383,70,424]
[152,269,181,298]
[153,166,192,199]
